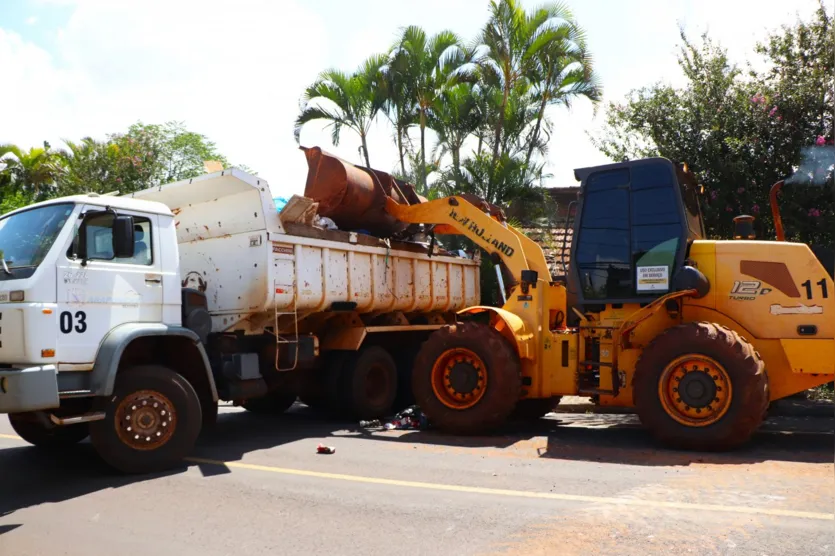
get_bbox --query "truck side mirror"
[112,215,135,258]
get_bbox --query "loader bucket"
[301,146,424,237]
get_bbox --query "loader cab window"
[574,160,687,302]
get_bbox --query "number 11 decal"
[801,279,829,300]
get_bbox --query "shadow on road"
[0,441,185,518]
[197,403,834,469]
[2,403,831,518]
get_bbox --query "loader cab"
[568,158,704,315]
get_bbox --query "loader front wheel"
[413,322,521,434]
[634,322,768,451]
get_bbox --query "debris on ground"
[316,443,336,454]
[360,406,430,431]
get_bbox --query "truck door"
[55,207,164,365]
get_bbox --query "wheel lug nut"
[696,408,701,413]
[676,398,682,403]
[672,388,678,392]
[714,397,720,402]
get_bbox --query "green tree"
[478,0,574,185]
[390,26,465,193]
[0,142,64,200]
[429,81,484,189]
[295,54,388,168]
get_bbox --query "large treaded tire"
[8,414,89,448]
[413,322,521,434]
[633,322,769,451]
[343,346,398,420]
[90,365,202,474]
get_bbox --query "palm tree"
[429,81,484,188]
[524,21,601,167]
[478,0,577,184]
[390,26,464,193]
[294,54,388,168]
[381,54,417,177]
[0,142,64,199]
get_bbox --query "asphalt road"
[1,404,833,556]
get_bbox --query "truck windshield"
[0,203,74,269]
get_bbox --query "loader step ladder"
[579,324,620,397]
[273,282,300,371]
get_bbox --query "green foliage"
[1,121,234,215]
[592,4,834,244]
[294,55,389,168]
[296,0,600,209]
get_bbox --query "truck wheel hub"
[115,390,177,450]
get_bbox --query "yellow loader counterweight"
[386,157,834,450]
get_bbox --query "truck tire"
[8,414,89,448]
[90,365,202,474]
[241,391,297,415]
[343,346,398,420]
[413,322,521,434]
[633,322,769,451]
[510,397,562,421]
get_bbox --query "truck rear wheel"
[343,346,398,420]
[413,322,521,434]
[241,391,297,415]
[633,322,769,451]
[90,365,202,474]
[8,414,89,448]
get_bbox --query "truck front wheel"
[8,413,89,448]
[90,365,202,474]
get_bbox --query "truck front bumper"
[0,365,60,413]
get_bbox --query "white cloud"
[25,16,38,25]
[1,0,327,197]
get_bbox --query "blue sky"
[0,0,824,197]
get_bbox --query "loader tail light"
[41,349,55,358]
[9,291,24,302]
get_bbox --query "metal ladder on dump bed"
[273,281,300,371]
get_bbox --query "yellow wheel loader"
[386,158,834,450]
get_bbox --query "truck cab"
[0,194,217,473]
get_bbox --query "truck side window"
[68,213,153,266]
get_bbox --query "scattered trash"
[316,443,336,454]
[360,405,430,431]
[314,215,338,231]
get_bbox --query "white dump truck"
[0,152,480,473]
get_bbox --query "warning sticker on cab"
[272,243,294,255]
[637,266,669,291]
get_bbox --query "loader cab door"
[569,158,702,310]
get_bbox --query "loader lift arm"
[385,196,551,280]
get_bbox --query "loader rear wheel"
[343,346,398,420]
[634,322,768,451]
[413,322,521,434]
[90,365,202,474]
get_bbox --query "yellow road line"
[2,432,831,521]
[185,457,835,521]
